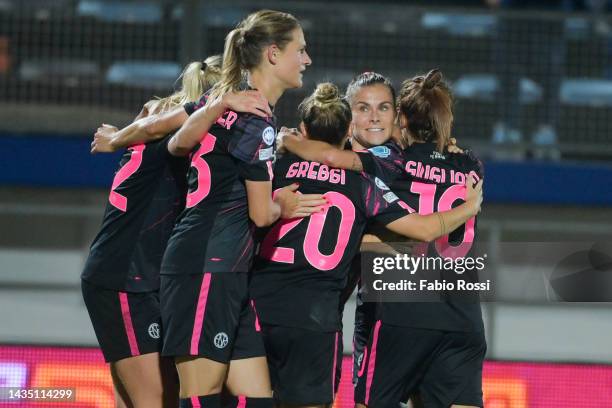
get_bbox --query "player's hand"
[465,176,483,215]
[221,90,272,118]
[447,137,464,154]
[277,126,303,154]
[91,124,119,154]
[275,183,327,219]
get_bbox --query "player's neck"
[248,70,284,106]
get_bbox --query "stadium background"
[0,0,611,406]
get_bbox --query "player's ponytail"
[398,68,453,153]
[210,10,300,101]
[299,82,351,146]
[153,55,222,113]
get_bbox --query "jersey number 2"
[109,144,145,212]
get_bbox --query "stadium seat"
[77,0,162,23]
[105,61,181,89]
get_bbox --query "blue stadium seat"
[77,0,162,23]
[560,79,612,108]
[453,74,542,103]
[105,61,181,89]
[421,12,497,37]
[18,59,100,86]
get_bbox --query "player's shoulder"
[235,111,275,138]
[365,141,403,158]
[447,149,484,177]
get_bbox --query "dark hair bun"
[423,69,442,90]
[313,82,340,107]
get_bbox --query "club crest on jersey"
[430,151,446,160]
[375,177,390,191]
[368,146,391,158]
[262,126,275,146]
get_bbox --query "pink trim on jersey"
[365,320,382,404]
[251,300,261,332]
[266,160,274,181]
[190,273,212,355]
[191,396,201,407]
[365,184,372,210]
[237,395,247,408]
[332,331,339,397]
[357,346,368,377]
[118,292,140,357]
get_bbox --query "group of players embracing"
[82,9,485,408]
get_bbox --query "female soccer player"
[156,10,322,408]
[250,82,482,408]
[356,70,486,408]
[82,57,222,408]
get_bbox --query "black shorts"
[81,279,162,363]
[262,324,342,405]
[355,321,486,408]
[160,272,265,363]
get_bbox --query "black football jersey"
[82,136,188,292]
[250,153,408,332]
[379,142,485,332]
[160,107,276,276]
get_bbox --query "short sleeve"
[183,94,207,116]
[361,174,409,225]
[228,115,276,182]
[356,142,406,183]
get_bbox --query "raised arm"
[281,128,363,171]
[168,91,273,157]
[91,106,189,153]
[385,178,483,242]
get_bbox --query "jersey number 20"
[260,191,355,271]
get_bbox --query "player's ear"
[299,122,306,135]
[267,44,280,65]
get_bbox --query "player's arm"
[168,91,273,157]
[282,128,363,171]
[245,182,326,227]
[91,106,189,153]
[385,178,483,242]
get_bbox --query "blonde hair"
[398,69,453,153]
[151,55,222,113]
[298,82,351,146]
[210,10,299,101]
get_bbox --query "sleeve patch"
[368,146,391,158]
[383,192,399,203]
[259,146,274,161]
[375,177,390,191]
[262,126,276,146]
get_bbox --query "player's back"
[82,135,188,292]
[381,142,484,332]
[251,153,407,332]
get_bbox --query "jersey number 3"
[186,135,217,208]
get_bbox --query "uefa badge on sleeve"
[262,126,275,146]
